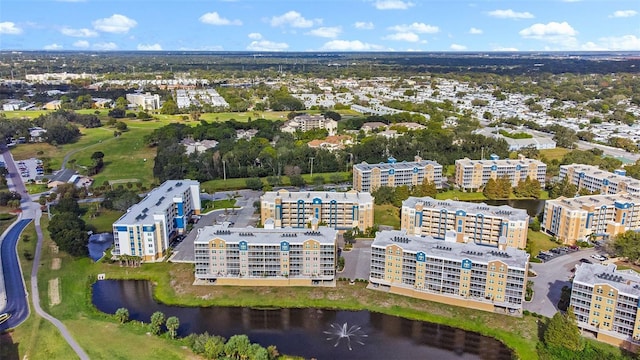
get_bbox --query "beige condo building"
[454,154,546,191]
[559,164,640,195]
[353,156,443,192]
[401,197,529,249]
[194,226,337,287]
[369,230,529,315]
[571,263,640,351]
[541,193,640,245]
[260,190,374,231]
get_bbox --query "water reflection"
[93,280,513,360]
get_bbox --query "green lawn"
[374,204,401,229]
[200,172,351,192]
[527,229,557,257]
[25,183,48,194]
[436,190,488,201]
[540,148,571,162]
[80,204,124,233]
[213,199,238,209]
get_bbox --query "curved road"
[0,146,89,359]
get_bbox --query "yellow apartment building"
[454,154,546,191]
[260,189,374,232]
[571,263,640,351]
[194,226,337,286]
[353,156,443,192]
[369,230,529,315]
[541,193,640,245]
[401,197,529,249]
[559,164,640,195]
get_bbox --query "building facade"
[369,230,529,315]
[194,226,337,286]
[260,190,374,231]
[126,92,161,110]
[113,180,201,262]
[541,193,640,245]
[281,115,338,136]
[454,154,547,191]
[401,197,529,249]
[571,263,640,350]
[559,164,640,195]
[353,156,443,193]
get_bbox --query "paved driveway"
[340,239,373,281]
[525,247,598,317]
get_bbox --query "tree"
[165,316,180,339]
[551,125,578,149]
[483,178,500,199]
[543,308,584,351]
[203,335,226,359]
[289,174,305,188]
[549,177,577,199]
[611,230,640,264]
[245,177,263,190]
[150,311,165,335]
[224,334,251,359]
[115,307,129,324]
[160,98,179,115]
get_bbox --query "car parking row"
[536,245,579,262]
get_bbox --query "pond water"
[93,280,513,360]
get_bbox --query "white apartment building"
[126,92,161,111]
[559,164,640,195]
[454,154,547,191]
[112,180,201,262]
[281,115,338,136]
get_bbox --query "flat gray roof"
[354,159,442,172]
[261,190,373,204]
[372,230,529,268]
[455,157,546,167]
[546,193,640,211]
[114,179,199,226]
[561,164,640,188]
[402,196,529,221]
[574,263,640,297]
[194,226,337,245]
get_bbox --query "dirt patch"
[48,278,60,306]
[51,258,61,270]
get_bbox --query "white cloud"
[389,22,439,34]
[587,35,640,50]
[248,32,262,40]
[469,27,483,35]
[374,0,414,10]
[306,26,342,38]
[384,32,420,42]
[137,43,162,51]
[492,46,519,51]
[199,12,242,26]
[270,11,318,28]
[93,14,137,34]
[44,43,63,50]
[609,10,637,18]
[73,40,90,48]
[0,22,23,35]
[247,40,289,51]
[321,40,384,51]
[450,44,467,50]
[61,27,98,37]
[354,21,374,30]
[519,21,577,39]
[93,42,118,50]
[488,9,534,19]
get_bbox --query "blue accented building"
[369,230,529,315]
[112,180,200,262]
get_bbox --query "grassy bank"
[436,189,549,201]
[374,204,401,229]
[200,172,351,192]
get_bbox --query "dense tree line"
[0,191,21,208]
[185,332,279,360]
[47,185,89,257]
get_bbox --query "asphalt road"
[340,239,373,281]
[0,219,32,332]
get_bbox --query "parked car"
[591,254,607,261]
[579,258,593,264]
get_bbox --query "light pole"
[309,157,315,178]
[223,160,226,181]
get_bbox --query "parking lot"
[15,158,43,182]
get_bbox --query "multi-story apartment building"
[194,226,337,286]
[454,154,546,191]
[353,156,443,192]
[113,180,201,262]
[401,197,529,249]
[280,114,338,136]
[541,193,640,245]
[260,190,374,231]
[369,230,529,315]
[559,164,640,195]
[126,92,161,110]
[571,263,640,349]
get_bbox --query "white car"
[591,254,607,261]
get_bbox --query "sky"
[0,0,639,52]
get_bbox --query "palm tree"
[165,316,180,339]
[115,307,129,324]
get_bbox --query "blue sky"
[1,0,639,52]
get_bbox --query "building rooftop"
[455,157,546,167]
[114,179,199,225]
[403,196,529,221]
[372,230,529,268]
[261,189,373,203]
[561,164,640,188]
[354,159,442,172]
[547,192,640,210]
[574,263,640,297]
[194,225,337,245]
